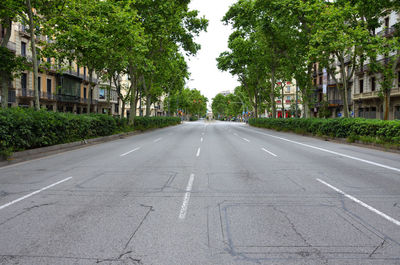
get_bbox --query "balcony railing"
[56,94,81,103]
[328,79,336,85]
[18,89,35,97]
[40,92,56,100]
[328,99,352,106]
[377,27,396,37]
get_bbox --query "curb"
[0,128,160,167]
[248,125,400,155]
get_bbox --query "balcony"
[18,24,30,38]
[6,41,16,52]
[337,55,351,66]
[17,89,35,97]
[328,79,337,85]
[56,94,81,103]
[377,27,396,37]
[353,91,380,100]
[328,99,352,106]
[39,92,56,101]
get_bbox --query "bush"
[249,118,400,145]
[189,116,199,121]
[0,108,181,153]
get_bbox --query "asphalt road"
[0,121,400,265]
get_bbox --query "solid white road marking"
[120,147,141,157]
[153,138,162,143]
[0,177,72,210]
[179,174,195,219]
[201,137,203,142]
[251,130,400,173]
[196,147,201,157]
[262,148,277,157]
[242,137,250,142]
[317,178,400,226]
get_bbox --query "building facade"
[275,80,302,118]
[353,11,400,120]
[1,21,120,115]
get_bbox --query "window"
[83,87,87,99]
[371,107,377,119]
[47,79,52,95]
[359,108,364,118]
[287,96,291,101]
[319,76,323,85]
[21,73,27,90]
[21,42,26,57]
[359,79,364,93]
[37,76,41,94]
[385,17,390,29]
[371,77,376,92]
[115,103,119,114]
[84,67,86,79]
[286,86,291,93]
[398,71,400,88]
[77,65,80,76]
[47,57,51,63]
[395,106,400,120]
[99,88,105,99]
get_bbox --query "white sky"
[186,0,240,105]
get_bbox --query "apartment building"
[1,21,119,115]
[353,11,400,120]
[275,80,302,118]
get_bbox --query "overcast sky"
[186,0,240,105]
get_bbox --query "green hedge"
[249,118,400,144]
[0,108,180,154]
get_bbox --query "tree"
[356,1,400,120]
[131,0,208,118]
[0,1,24,108]
[211,93,228,119]
[309,1,372,118]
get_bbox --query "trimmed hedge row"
[249,118,400,144]
[0,108,180,153]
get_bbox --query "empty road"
[0,121,399,264]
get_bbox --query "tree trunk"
[384,55,400,120]
[27,0,40,110]
[1,72,9,108]
[128,64,137,125]
[383,91,390,120]
[134,83,139,118]
[107,77,112,115]
[281,85,285,118]
[254,94,258,118]
[142,78,152,117]
[339,60,349,118]
[270,69,276,118]
[87,69,93,113]
[1,17,12,108]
